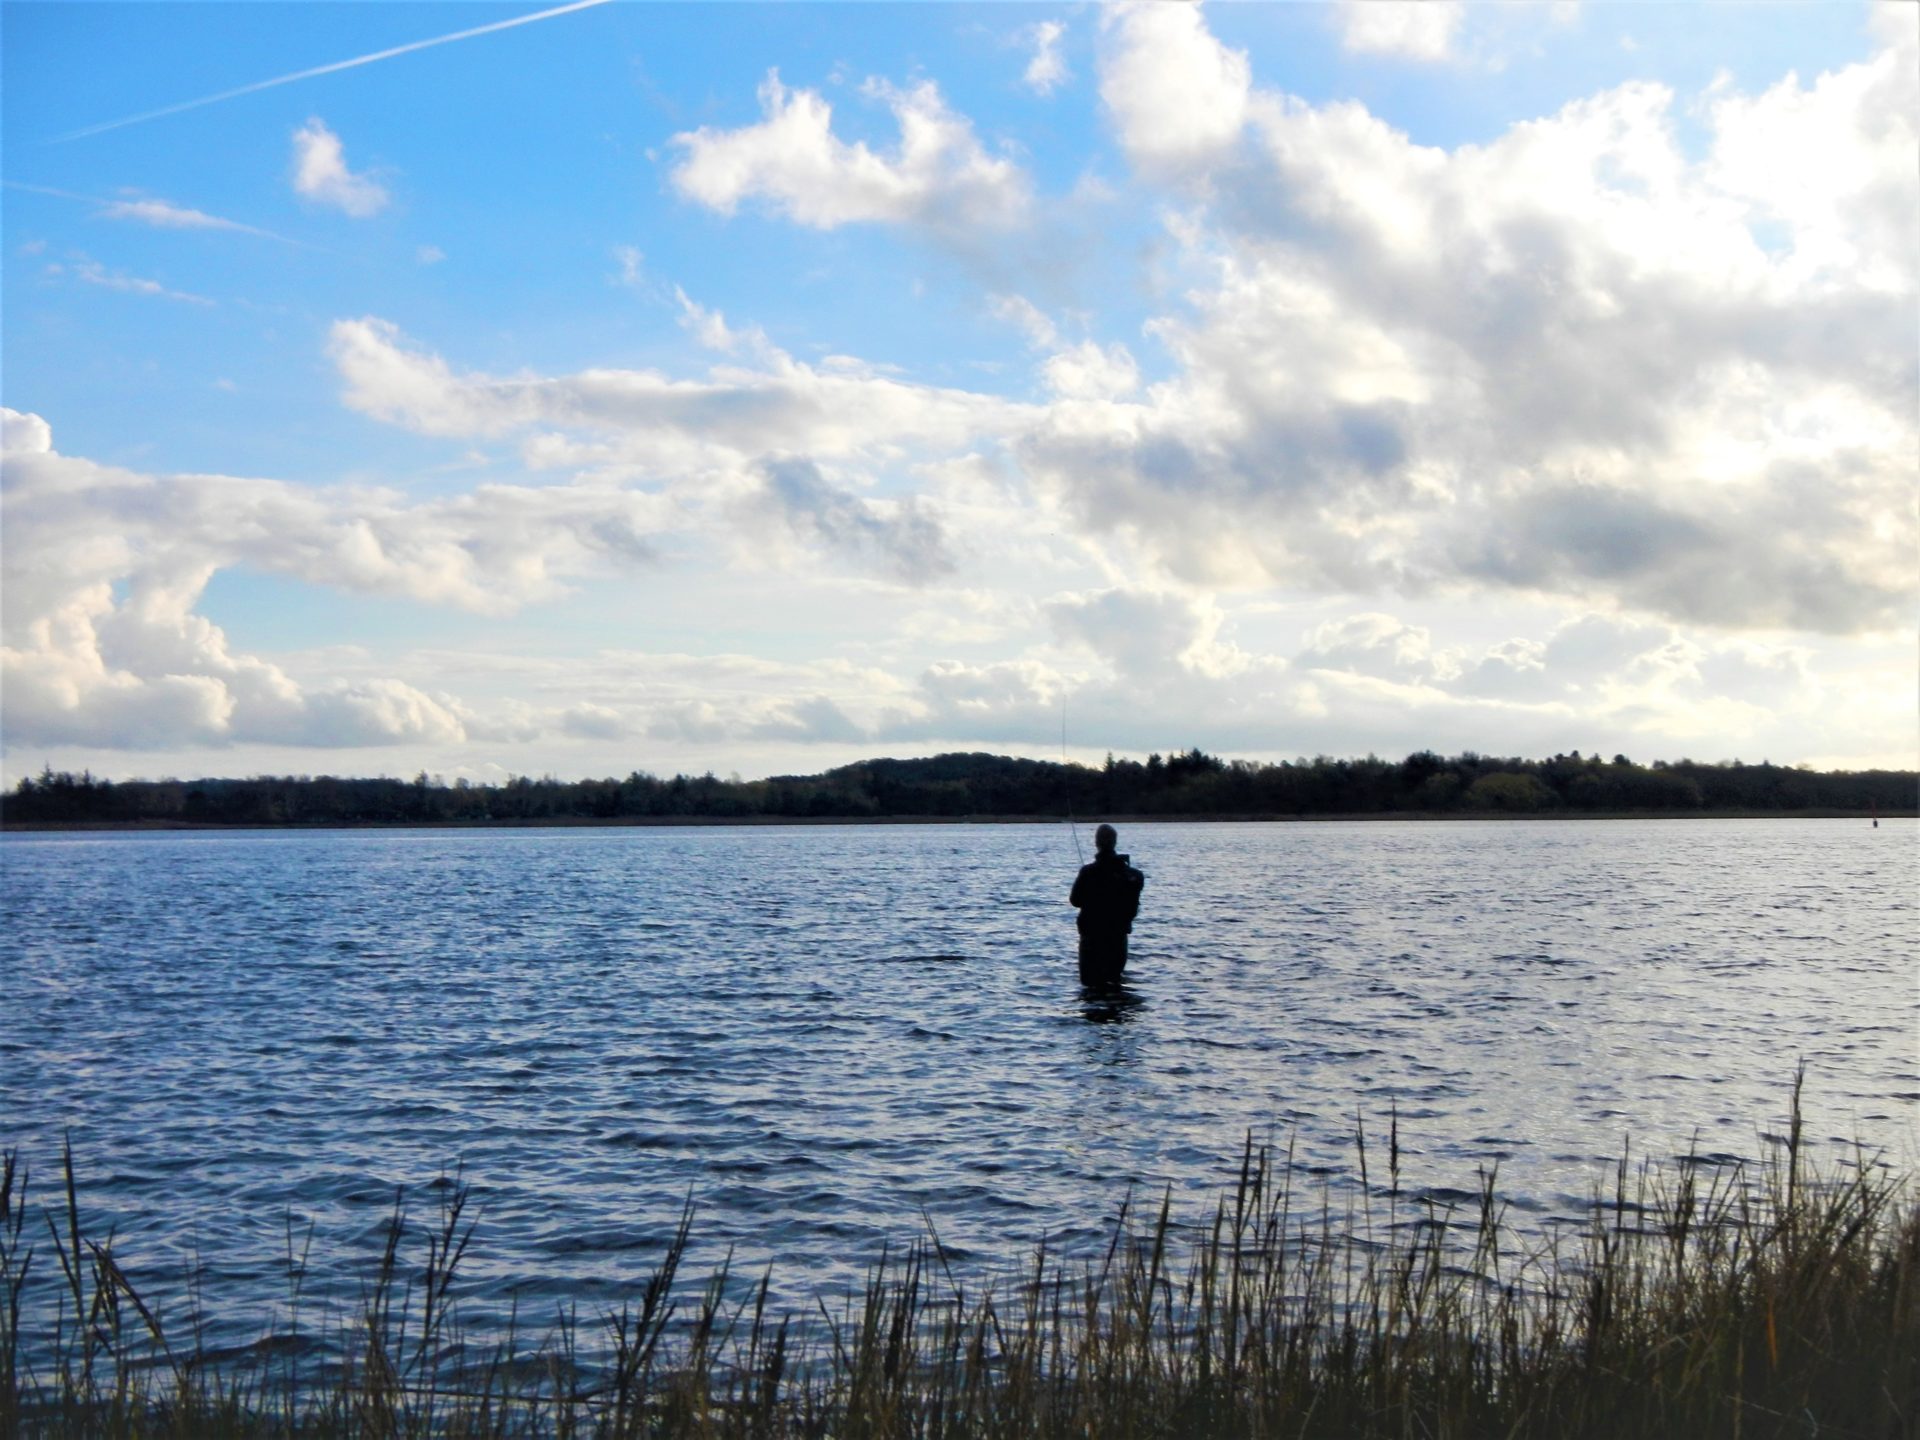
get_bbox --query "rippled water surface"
[3,819,1915,1350]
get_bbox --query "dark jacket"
[1071,852,1144,935]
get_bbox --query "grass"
[3,1070,1914,1438]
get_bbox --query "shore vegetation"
[4,1076,1914,1437]
[4,750,1914,828]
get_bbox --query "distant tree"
[1467,772,1556,813]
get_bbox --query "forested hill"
[3,750,1913,828]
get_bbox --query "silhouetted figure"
[1071,823,1145,986]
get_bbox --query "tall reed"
[4,1074,1914,1437]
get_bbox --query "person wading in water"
[1070,823,1145,986]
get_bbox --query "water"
[2,818,1915,1358]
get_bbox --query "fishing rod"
[1062,702,1085,865]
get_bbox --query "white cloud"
[882,658,1067,743]
[1452,637,1552,699]
[741,456,955,583]
[1049,586,1249,681]
[54,257,214,306]
[1024,20,1068,95]
[988,295,1139,401]
[100,195,277,236]
[1099,2,1251,172]
[752,694,866,744]
[1048,8,1918,633]
[1043,340,1139,401]
[674,286,772,357]
[670,70,1028,230]
[3,409,53,453]
[611,245,645,289]
[1296,612,1438,681]
[0,407,680,750]
[339,5,1919,646]
[291,118,389,216]
[1336,1,1465,64]
[0,569,468,751]
[13,13,1917,779]
[327,315,1033,468]
[4,182,285,240]
[417,244,446,265]
[990,293,1060,349]
[1701,17,1917,293]
[559,701,634,740]
[6,401,1910,769]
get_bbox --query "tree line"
[3,749,1912,827]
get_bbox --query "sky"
[2,1,1915,787]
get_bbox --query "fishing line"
[1062,702,1084,866]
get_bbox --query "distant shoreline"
[9,751,1909,830]
[1,807,1900,833]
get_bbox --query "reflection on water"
[1078,981,1147,1026]
[1,818,1914,1355]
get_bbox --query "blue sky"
[4,1,1915,784]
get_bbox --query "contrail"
[4,180,296,242]
[53,0,613,143]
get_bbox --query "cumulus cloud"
[341,12,1916,642]
[1099,2,1251,172]
[842,584,1896,768]
[291,118,389,216]
[327,315,1032,468]
[881,658,1067,743]
[1055,8,1919,632]
[752,694,866,743]
[1336,1,1465,63]
[674,286,775,358]
[3,408,53,453]
[1048,586,1248,681]
[1024,20,1068,95]
[670,71,1028,230]
[0,569,467,751]
[0,408,669,750]
[5,401,1901,768]
[319,20,1910,639]
[1295,613,1439,681]
[988,296,1140,402]
[519,652,901,751]
[1398,611,1838,745]
[298,681,469,746]
[1441,477,1907,634]
[559,702,634,740]
[1448,638,1550,700]
[1043,340,1139,401]
[1702,16,1918,294]
[743,456,954,583]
